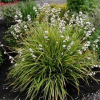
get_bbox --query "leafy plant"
[67,0,96,13]
[67,0,86,12]
[7,12,99,100]
[1,4,17,24]
[87,6,100,59]
[4,21,34,47]
[17,0,39,21]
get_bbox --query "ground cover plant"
[1,4,18,24]
[4,21,34,47]
[6,3,100,100]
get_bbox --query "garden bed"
[0,0,100,100]
[0,19,100,100]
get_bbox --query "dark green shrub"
[67,0,86,12]
[67,0,96,12]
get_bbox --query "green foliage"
[4,21,34,47]
[8,20,98,100]
[17,0,39,21]
[67,0,96,13]
[87,6,100,59]
[1,4,17,23]
[36,3,69,23]
[50,3,68,18]
[67,0,85,12]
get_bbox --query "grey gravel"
[35,0,66,5]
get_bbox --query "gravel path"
[35,0,66,5]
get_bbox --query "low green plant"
[1,4,17,24]
[7,13,99,100]
[36,3,69,23]
[17,0,39,21]
[4,21,34,47]
[50,3,68,18]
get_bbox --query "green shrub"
[4,21,34,47]
[50,3,68,18]
[67,0,86,12]
[17,0,39,21]
[67,0,96,13]
[7,12,99,100]
[1,4,17,24]
[87,7,100,59]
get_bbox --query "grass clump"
[7,12,99,100]
[17,0,39,21]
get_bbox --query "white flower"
[65,36,69,41]
[87,57,91,60]
[70,41,74,45]
[39,48,42,50]
[0,44,3,47]
[33,6,36,10]
[9,56,13,60]
[45,31,48,34]
[11,60,14,63]
[44,36,48,39]
[15,63,17,66]
[29,48,33,52]
[92,28,95,31]
[94,39,99,43]
[67,45,71,50]
[61,52,63,55]
[4,51,7,54]
[78,50,82,55]
[22,58,25,61]
[16,20,22,23]
[60,35,64,38]
[62,45,66,48]
[32,55,36,59]
[24,25,27,28]
[63,40,66,42]
[14,15,18,18]
[39,44,42,47]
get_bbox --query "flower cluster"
[6,21,34,40]
[14,10,22,23]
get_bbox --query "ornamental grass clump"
[7,11,99,100]
[17,0,39,21]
